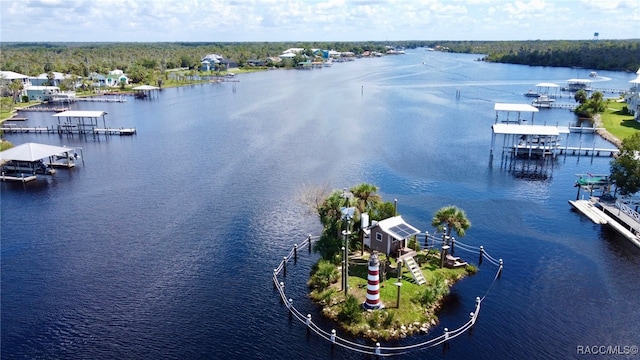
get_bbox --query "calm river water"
[2,50,639,359]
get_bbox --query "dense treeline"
[1,39,638,78]
[430,40,640,72]
[0,42,399,76]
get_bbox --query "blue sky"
[1,0,639,42]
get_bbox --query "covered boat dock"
[494,103,539,124]
[0,142,81,182]
[52,110,136,135]
[491,122,570,159]
[132,85,160,99]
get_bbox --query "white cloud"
[0,0,636,41]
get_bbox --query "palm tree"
[8,80,24,103]
[350,183,381,214]
[431,205,471,239]
[574,89,588,104]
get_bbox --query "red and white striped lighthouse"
[363,252,383,310]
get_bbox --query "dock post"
[306,314,312,336]
[451,237,455,255]
[441,245,449,268]
[273,269,277,288]
[308,234,312,253]
[478,246,484,266]
[578,141,582,157]
[498,259,503,279]
[283,257,287,277]
[443,327,450,351]
[330,329,336,347]
[294,244,298,263]
[341,247,345,291]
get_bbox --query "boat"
[532,95,555,108]
[589,71,598,78]
[524,89,540,97]
[562,78,593,92]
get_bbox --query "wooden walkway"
[17,107,68,112]
[569,199,640,248]
[94,128,136,135]
[74,97,127,102]
[0,173,38,182]
[557,146,619,156]
[0,126,136,136]
[0,126,53,134]
[510,145,618,157]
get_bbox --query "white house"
[25,86,61,101]
[279,48,305,59]
[32,72,81,88]
[105,73,129,87]
[625,68,640,122]
[0,70,31,97]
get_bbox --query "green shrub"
[465,264,478,274]
[337,295,363,325]
[414,275,449,306]
[382,311,395,327]
[621,106,630,115]
[308,259,339,291]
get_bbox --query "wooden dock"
[532,102,576,110]
[74,97,127,102]
[509,145,618,157]
[0,173,38,182]
[94,128,136,135]
[568,199,609,224]
[569,199,640,248]
[1,125,136,136]
[0,126,54,134]
[557,146,619,157]
[17,107,68,112]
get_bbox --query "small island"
[301,184,477,340]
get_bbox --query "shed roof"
[492,123,570,136]
[376,216,421,240]
[494,103,539,113]
[0,142,74,162]
[132,85,160,90]
[0,70,29,80]
[535,82,560,88]
[52,110,107,118]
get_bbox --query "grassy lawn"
[310,251,473,341]
[600,100,639,141]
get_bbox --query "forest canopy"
[1,39,638,77]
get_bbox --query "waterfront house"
[201,54,222,71]
[105,73,129,87]
[626,68,640,122]
[25,86,61,101]
[0,70,31,97]
[246,59,267,67]
[368,216,421,257]
[201,54,237,71]
[31,72,81,88]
